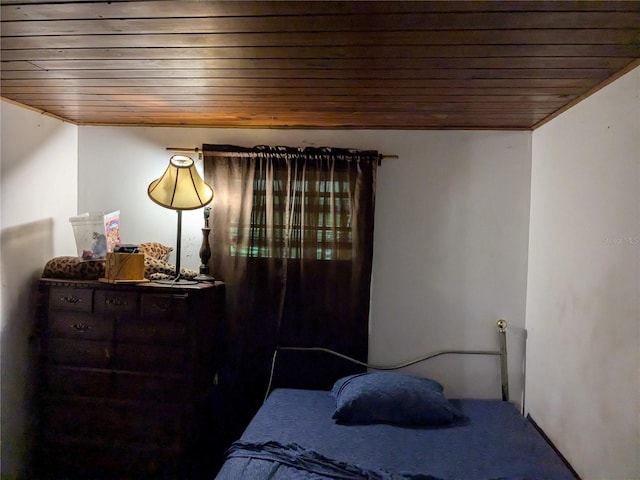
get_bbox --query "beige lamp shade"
[148,155,214,210]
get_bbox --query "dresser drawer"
[47,338,113,368]
[46,367,184,402]
[117,319,186,345]
[117,343,185,372]
[49,311,113,341]
[116,372,185,402]
[40,440,179,480]
[43,399,181,445]
[140,293,188,321]
[49,287,93,312]
[46,366,114,398]
[95,290,138,315]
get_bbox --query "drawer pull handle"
[71,323,91,332]
[153,302,170,312]
[106,298,126,307]
[61,295,81,304]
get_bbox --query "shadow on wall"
[1,218,54,479]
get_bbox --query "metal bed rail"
[265,319,509,402]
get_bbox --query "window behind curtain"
[230,164,354,260]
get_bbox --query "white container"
[69,211,121,260]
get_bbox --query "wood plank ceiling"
[1,0,639,129]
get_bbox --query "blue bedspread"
[215,389,576,480]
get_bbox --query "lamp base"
[194,273,216,283]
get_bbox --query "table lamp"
[148,154,214,284]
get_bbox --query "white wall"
[527,66,640,479]
[0,100,78,478]
[79,126,532,402]
[370,131,531,402]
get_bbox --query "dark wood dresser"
[34,278,225,480]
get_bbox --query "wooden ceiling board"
[1,0,639,129]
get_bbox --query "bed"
[215,321,577,480]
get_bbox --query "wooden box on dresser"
[34,278,225,480]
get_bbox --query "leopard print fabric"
[42,242,197,281]
[138,242,172,278]
[137,242,172,262]
[144,258,198,281]
[138,242,198,280]
[42,256,105,280]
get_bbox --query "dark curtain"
[203,144,377,439]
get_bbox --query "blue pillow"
[331,372,463,427]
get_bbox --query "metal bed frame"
[265,319,509,402]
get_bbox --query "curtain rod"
[166,146,201,159]
[168,146,399,163]
[166,146,199,152]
